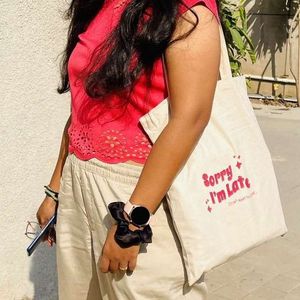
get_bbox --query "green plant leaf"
[219,0,257,76]
[229,27,245,50]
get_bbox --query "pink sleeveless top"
[68,0,220,163]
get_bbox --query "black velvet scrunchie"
[108,201,153,248]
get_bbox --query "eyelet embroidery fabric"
[67,0,220,164]
[68,124,153,163]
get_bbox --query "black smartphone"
[26,213,57,256]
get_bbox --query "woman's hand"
[36,196,58,246]
[99,223,142,273]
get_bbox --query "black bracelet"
[44,185,59,203]
[108,202,153,248]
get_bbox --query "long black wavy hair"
[57,0,220,117]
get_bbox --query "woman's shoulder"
[177,0,220,23]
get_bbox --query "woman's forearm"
[129,117,209,214]
[48,114,72,192]
[128,4,221,215]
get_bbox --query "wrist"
[124,200,152,228]
[112,220,143,231]
[129,222,144,231]
[108,201,153,248]
[47,184,59,193]
[47,181,60,193]
[128,198,154,215]
[45,195,58,208]
[44,185,59,203]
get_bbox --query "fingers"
[99,256,123,273]
[118,261,129,272]
[109,260,119,273]
[99,255,135,274]
[47,228,56,246]
[47,235,54,246]
[99,226,140,274]
[128,257,137,272]
[99,255,110,273]
[50,227,56,243]
[38,218,48,230]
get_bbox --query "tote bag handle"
[162,23,232,94]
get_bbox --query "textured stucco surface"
[1,0,299,299]
[0,1,69,299]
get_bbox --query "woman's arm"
[47,114,71,192]
[99,4,221,273]
[129,5,221,213]
[36,113,72,244]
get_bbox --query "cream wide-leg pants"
[55,153,208,300]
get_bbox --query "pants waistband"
[67,153,144,184]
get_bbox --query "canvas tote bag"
[138,23,288,286]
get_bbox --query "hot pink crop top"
[67,0,220,164]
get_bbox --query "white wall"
[1,0,298,299]
[0,1,70,299]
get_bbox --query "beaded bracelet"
[44,185,59,203]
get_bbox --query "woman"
[36,0,221,299]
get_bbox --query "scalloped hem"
[68,147,147,165]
